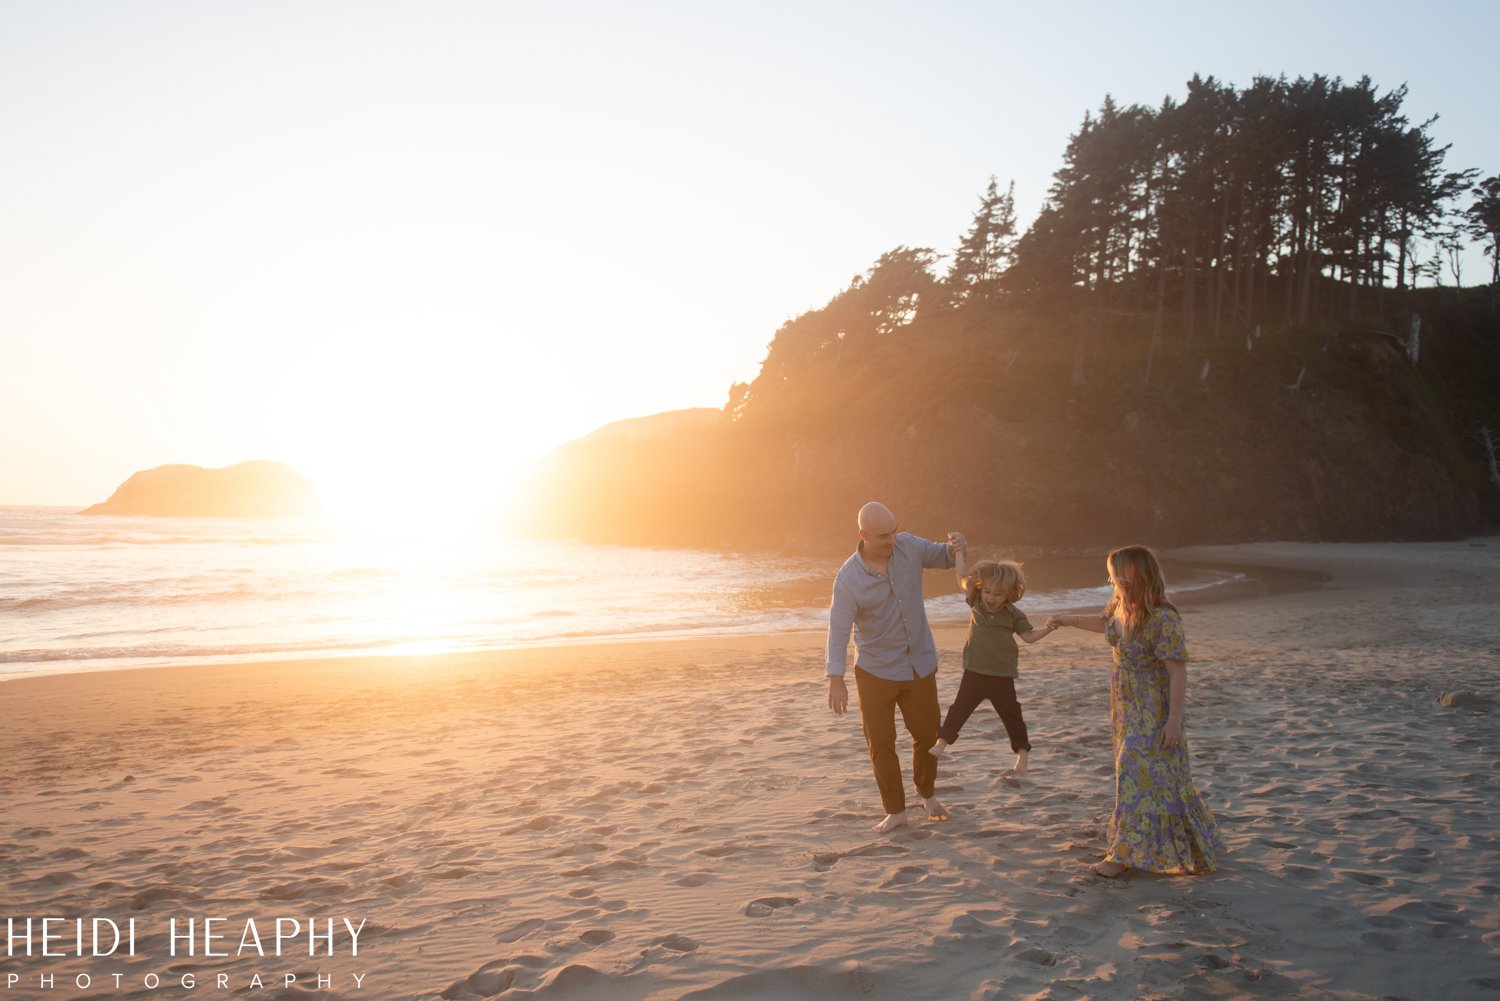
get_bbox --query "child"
[930,549,1056,775]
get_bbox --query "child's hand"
[947,531,967,552]
[1045,615,1063,630]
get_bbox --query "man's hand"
[947,531,968,554]
[827,676,849,714]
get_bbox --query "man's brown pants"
[854,666,940,815]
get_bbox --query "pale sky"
[3,0,1495,512]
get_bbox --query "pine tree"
[947,177,1018,304]
[1467,176,1500,289]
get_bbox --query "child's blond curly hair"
[964,558,1026,604]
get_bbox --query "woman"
[1049,545,1223,876]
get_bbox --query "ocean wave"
[0,581,321,613]
[0,637,389,666]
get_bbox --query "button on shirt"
[826,533,955,681]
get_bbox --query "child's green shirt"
[962,589,1032,677]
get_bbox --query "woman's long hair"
[1104,545,1175,640]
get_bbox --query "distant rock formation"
[81,461,323,518]
[520,409,727,546]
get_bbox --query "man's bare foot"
[1089,860,1127,878]
[930,739,949,759]
[1013,750,1029,776]
[873,812,908,834]
[922,796,950,822]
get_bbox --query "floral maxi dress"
[1104,607,1223,874]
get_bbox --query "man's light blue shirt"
[826,532,955,681]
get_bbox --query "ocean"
[0,507,1248,680]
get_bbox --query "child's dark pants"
[939,669,1031,752]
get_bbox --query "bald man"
[826,501,967,833]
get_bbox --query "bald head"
[856,502,898,562]
[857,501,896,533]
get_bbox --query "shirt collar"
[854,539,890,576]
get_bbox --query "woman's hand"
[1157,718,1182,750]
[1045,615,1064,630]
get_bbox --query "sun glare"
[257,318,562,536]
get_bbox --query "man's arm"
[825,575,856,714]
[914,531,963,570]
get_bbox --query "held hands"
[827,676,849,715]
[946,531,968,554]
[1045,615,1064,630]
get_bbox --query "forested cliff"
[521,75,1500,552]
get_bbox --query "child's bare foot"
[873,812,908,834]
[922,796,950,822]
[1089,860,1127,878]
[1013,750,1029,776]
[930,739,950,759]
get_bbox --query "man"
[826,501,966,833]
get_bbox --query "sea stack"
[81,461,323,518]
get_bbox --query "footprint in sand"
[442,961,519,999]
[744,896,798,917]
[549,842,608,858]
[1360,931,1401,950]
[946,913,1008,945]
[494,918,544,944]
[697,844,747,858]
[562,859,641,879]
[845,842,909,859]
[649,934,700,953]
[1346,808,1399,820]
[1343,871,1386,887]
[881,865,927,888]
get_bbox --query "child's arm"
[952,539,970,593]
[1045,611,1108,634]
[1017,623,1058,643]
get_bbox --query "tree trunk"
[1182,234,1197,342]
[1482,424,1500,487]
[1070,327,1089,387]
[1144,264,1167,388]
[1212,188,1230,339]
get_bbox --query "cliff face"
[82,461,323,518]
[517,290,1500,553]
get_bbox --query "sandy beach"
[3,539,1498,1001]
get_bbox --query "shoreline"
[0,541,1347,687]
[3,538,1498,1001]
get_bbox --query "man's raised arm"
[917,531,964,570]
